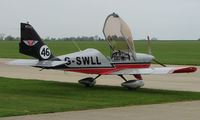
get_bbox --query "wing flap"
[109,66,197,75]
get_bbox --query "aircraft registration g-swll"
[8,13,197,89]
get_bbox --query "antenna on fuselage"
[72,39,81,51]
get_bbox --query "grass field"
[1,77,200,117]
[0,41,200,65]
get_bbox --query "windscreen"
[103,13,136,59]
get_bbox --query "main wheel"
[78,77,96,87]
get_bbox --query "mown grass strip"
[0,77,200,117]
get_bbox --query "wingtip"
[170,66,197,73]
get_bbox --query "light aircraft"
[8,13,197,89]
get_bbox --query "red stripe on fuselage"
[64,64,150,75]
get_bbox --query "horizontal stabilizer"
[7,59,38,66]
[35,60,67,68]
[7,59,67,68]
[109,66,197,75]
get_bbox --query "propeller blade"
[153,59,166,67]
[147,36,151,55]
[147,36,166,67]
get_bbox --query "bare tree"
[0,33,5,40]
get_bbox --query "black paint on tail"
[19,23,54,60]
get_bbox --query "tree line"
[1,33,200,41]
[0,34,104,41]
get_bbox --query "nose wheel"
[119,75,144,90]
[121,80,144,90]
[78,75,101,87]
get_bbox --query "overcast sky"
[0,0,200,40]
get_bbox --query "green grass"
[136,41,200,65]
[0,40,200,65]
[1,77,200,117]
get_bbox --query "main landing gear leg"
[120,74,144,90]
[118,75,128,82]
[78,75,101,87]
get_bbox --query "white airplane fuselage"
[56,48,155,74]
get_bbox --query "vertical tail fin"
[19,23,54,60]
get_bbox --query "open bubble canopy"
[103,13,136,60]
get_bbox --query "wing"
[7,59,67,68]
[109,66,197,75]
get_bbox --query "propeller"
[153,59,166,67]
[147,36,151,55]
[147,36,166,67]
